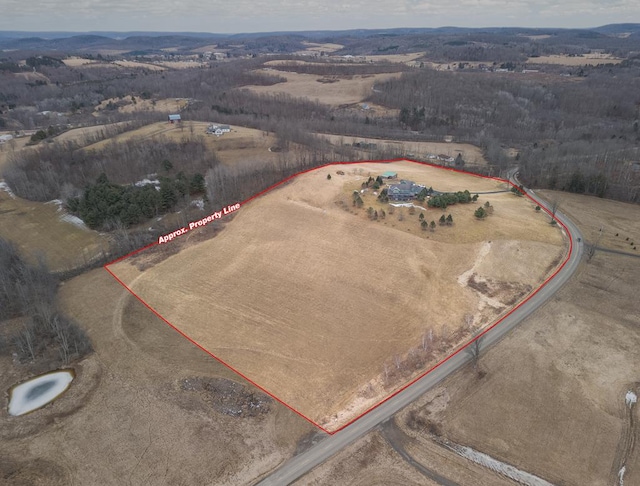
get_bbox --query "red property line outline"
[104,158,572,435]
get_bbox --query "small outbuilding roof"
[168,114,181,121]
[381,171,398,178]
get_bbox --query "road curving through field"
[256,171,584,486]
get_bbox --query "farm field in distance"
[80,120,285,168]
[108,160,566,431]
[319,133,489,166]
[243,69,403,106]
[525,53,624,65]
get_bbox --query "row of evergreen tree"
[427,190,478,209]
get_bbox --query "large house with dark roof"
[387,180,425,201]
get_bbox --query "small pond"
[8,369,75,416]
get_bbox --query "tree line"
[0,238,92,366]
[3,134,218,202]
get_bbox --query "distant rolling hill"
[1,24,639,54]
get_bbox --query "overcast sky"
[1,0,638,33]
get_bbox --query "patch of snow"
[134,178,160,187]
[448,443,554,486]
[8,370,74,416]
[619,466,626,486]
[46,199,64,209]
[625,390,637,407]
[61,213,89,230]
[46,199,89,230]
[191,198,205,211]
[389,202,427,211]
[0,181,16,198]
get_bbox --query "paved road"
[380,419,460,486]
[257,178,584,486]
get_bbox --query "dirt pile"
[180,377,272,417]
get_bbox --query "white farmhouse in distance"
[207,124,231,136]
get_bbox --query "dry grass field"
[0,190,107,271]
[296,432,436,485]
[320,133,489,165]
[108,161,565,431]
[156,60,208,69]
[526,54,624,65]
[93,97,188,115]
[0,268,313,485]
[538,190,640,253]
[13,71,50,83]
[112,60,167,71]
[395,193,640,485]
[62,56,100,67]
[298,421,518,485]
[0,135,30,172]
[64,56,207,70]
[242,69,402,106]
[53,122,131,145]
[300,41,345,53]
[82,120,283,168]
[358,52,426,64]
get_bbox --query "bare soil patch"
[108,161,564,431]
[398,193,640,485]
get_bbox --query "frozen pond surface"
[8,370,74,416]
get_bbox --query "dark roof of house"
[388,180,424,196]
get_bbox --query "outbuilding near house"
[168,114,181,123]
